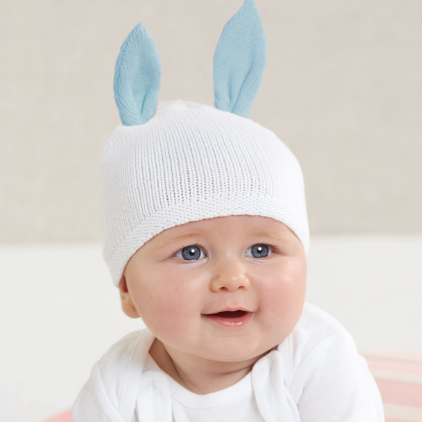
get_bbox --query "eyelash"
[171,243,278,259]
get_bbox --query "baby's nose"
[209,264,251,292]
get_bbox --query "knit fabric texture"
[100,100,309,286]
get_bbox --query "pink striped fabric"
[360,350,422,422]
[43,410,71,422]
[43,352,422,422]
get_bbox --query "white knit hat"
[101,1,309,286]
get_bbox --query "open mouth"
[204,310,252,327]
[212,310,247,318]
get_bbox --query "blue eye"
[246,244,272,259]
[175,245,206,261]
[174,243,273,261]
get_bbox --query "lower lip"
[203,311,252,327]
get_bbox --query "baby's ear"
[114,22,162,126]
[118,275,140,319]
[213,0,267,119]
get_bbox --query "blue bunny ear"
[213,0,267,119]
[113,23,161,126]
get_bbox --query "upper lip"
[203,307,252,315]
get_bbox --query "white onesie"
[71,302,385,421]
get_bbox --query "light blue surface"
[213,0,267,119]
[113,22,161,126]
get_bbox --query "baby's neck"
[149,338,272,395]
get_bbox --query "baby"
[72,1,385,421]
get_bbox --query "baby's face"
[122,215,306,362]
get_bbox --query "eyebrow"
[158,232,206,248]
[159,230,284,248]
[249,231,284,240]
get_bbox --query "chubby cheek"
[258,264,306,340]
[130,271,203,343]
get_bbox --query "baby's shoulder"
[97,328,152,373]
[278,302,356,374]
[290,302,348,345]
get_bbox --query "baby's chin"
[203,345,277,364]
[149,313,297,364]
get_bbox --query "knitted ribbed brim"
[100,100,309,286]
